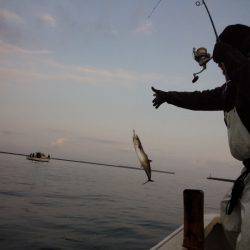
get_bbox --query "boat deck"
[150,214,232,250]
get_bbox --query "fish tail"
[142,179,154,185]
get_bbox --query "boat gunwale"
[150,225,183,250]
[150,214,220,250]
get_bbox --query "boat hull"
[26,156,50,162]
[150,214,232,250]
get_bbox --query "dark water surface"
[0,155,237,249]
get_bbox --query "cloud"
[46,128,127,149]
[51,138,66,147]
[0,9,24,24]
[0,40,51,55]
[91,22,118,36]
[78,136,124,146]
[1,130,16,135]
[0,59,179,88]
[134,21,153,35]
[41,60,165,87]
[0,130,24,136]
[0,42,183,88]
[39,14,56,27]
[0,67,47,84]
[1,130,12,135]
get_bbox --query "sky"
[0,0,250,173]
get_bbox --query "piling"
[183,189,204,250]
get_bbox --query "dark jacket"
[165,44,250,133]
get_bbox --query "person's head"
[213,24,250,76]
[218,24,250,57]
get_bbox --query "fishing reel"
[192,47,212,83]
[192,0,219,83]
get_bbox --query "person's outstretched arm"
[152,85,225,111]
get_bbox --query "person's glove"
[151,86,169,109]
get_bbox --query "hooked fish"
[133,130,153,184]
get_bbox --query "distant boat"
[27,152,51,162]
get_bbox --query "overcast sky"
[0,0,249,173]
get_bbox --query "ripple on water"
[0,155,231,250]
[0,190,30,198]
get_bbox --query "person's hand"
[151,86,168,109]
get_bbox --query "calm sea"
[0,154,238,250]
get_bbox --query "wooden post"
[182,189,204,250]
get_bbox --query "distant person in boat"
[152,24,250,250]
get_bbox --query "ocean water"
[0,154,238,250]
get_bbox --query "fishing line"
[147,0,164,19]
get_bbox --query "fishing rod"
[192,0,219,83]
[147,0,163,19]
[195,0,219,40]
[207,176,235,183]
[147,0,220,83]
[0,151,175,175]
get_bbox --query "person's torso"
[225,108,250,161]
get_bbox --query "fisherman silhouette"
[152,24,250,250]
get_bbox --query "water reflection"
[0,155,236,249]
